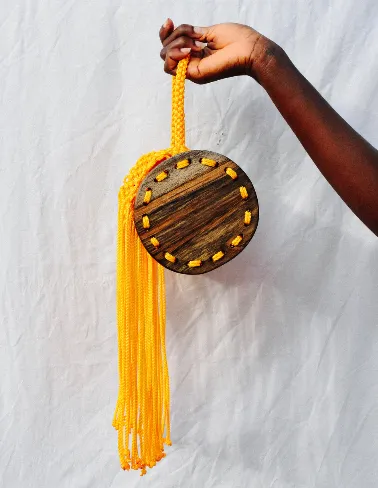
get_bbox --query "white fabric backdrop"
[1,1,378,487]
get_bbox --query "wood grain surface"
[134,150,259,275]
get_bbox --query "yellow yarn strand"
[225,167,238,180]
[142,215,150,229]
[212,251,224,262]
[231,235,243,247]
[164,252,176,263]
[143,189,152,204]
[201,158,217,167]
[240,186,249,200]
[155,171,168,182]
[113,57,190,475]
[150,237,160,248]
[176,159,190,169]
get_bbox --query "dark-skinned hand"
[159,20,275,84]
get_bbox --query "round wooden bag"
[134,150,259,275]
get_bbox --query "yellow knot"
[244,210,252,225]
[165,252,176,263]
[201,158,217,167]
[176,159,190,169]
[212,251,224,262]
[225,167,237,180]
[188,260,202,267]
[155,171,168,182]
[240,186,248,200]
[231,235,243,247]
[143,189,152,204]
[150,237,160,248]
[142,215,150,229]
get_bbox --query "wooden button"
[134,150,259,275]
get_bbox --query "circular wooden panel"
[134,150,259,275]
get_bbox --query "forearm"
[256,44,378,236]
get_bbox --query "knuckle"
[176,23,193,34]
[165,36,192,50]
[164,47,175,59]
[176,36,192,47]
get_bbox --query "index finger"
[159,18,175,44]
[161,23,203,47]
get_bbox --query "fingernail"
[163,18,170,28]
[195,41,207,48]
[194,26,206,35]
[180,48,191,54]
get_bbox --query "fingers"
[160,35,203,60]
[159,21,212,76]
[160,31,207,75]
[161,23,211,47]
[163,48,192,75]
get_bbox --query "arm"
[159,20,378,236]
[258,47,378,236]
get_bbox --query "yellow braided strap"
[113,57,190,476]
[171,57,189,150]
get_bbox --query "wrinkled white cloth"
[1,1,378,487]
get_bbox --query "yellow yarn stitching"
[150,237,160,248]
[240,186,248,199]
[231,235,243,247]
[244,210,252,225]
[155,171,168,182]
[164,252,176,263]
[176,159,190,169]
[143,189,152,204]
[212,251,224,262]
[188,260,202,267]
[142,215,150,229]
[201,158,217,167]
[225,167,237,180]
[114,57,190,476]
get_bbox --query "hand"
[159,20,279,84]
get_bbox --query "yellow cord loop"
[114,57,190,475]
[171,57,190,151]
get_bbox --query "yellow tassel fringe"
[113,57,190,474]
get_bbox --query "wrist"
[249,37,291,87]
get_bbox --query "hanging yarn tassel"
[112,57,190,475]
